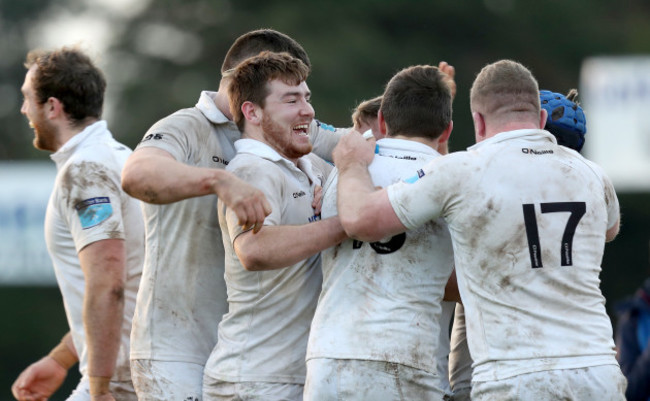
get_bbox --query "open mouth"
[293,123,309,137]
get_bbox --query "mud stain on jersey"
[61,161,120,207]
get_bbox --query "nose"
[302,100,315,118]
[20,100,27,115]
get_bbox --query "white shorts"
[131,359,204,401]
[202,376,303,401]
[304,358,445,401]
[66,375,137,401]
[471,364,627,401]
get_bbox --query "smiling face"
[21,66,57,151]
[259,79,314,161]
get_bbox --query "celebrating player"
[121,29,350,400]
[13,47,143,401]
[305,64,457,400]
[201,51,347,401]
[332,59,626,400]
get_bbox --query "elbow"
[237,252,268,271]
[340,212,382,242]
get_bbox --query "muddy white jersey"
[130,91,239,365]
[387,129,620,382]
[204,139,332,384]
[307,138,454,375]
[45,121,144,381]
[130,91,343,366]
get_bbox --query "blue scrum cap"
[540,89,586,152]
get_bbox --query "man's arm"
[122,147,270,232]
[79,239,126,400]
[606,219,620,242]
[234,217,347,271]
[332,131,407,242]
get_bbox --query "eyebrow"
[281,90,311,99]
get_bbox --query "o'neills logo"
[293,191,306,198]
[522,148,553,155]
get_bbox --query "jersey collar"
[468,129,557,151]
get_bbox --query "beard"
[30,115,58,152]
[261,113,312,160]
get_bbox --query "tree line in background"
[2,0,650,160]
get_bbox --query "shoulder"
[147,107,211,136]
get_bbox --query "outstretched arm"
[122,147,271,232]
[234,217,347,271]
[333,131,407,242]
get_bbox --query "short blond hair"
[352,96,382,130]
[470,60,540,123]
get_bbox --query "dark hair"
[381,65,452,139]
[221,29,311,74]
[227,51,310,131]
[24,47,106,125]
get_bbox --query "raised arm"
[333,131,407,242]
[79,239,126,400]
[234,217,347,271]
[122,147,270,232]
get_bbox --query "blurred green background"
[1,0,650,399]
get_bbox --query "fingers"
[236,196,270,234]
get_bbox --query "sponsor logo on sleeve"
[75,197,113,229]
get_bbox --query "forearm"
[337,162,403,241]
[235,217,347,270]
[122,148,235,204]
[79,240,126,384]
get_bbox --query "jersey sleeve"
[135,109,202,163]
[59,159,126,252]
[309,119,352,163]
[602,173,620,230]
[386,156,451,230]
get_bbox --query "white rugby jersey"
[204,139,332,384]
[130,91,343,366]
[45,121,144,381]
[387,129,620,382]
[307,138,454,376]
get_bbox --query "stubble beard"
[261,113,312,160]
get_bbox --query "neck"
[53,118,98,151]
[215,79,233,120]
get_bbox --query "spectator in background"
[615,243,650,401]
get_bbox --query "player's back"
[308,138,454,374]
[442,129,619,381]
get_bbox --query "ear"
[539,108,548,129]
[378,110,387,136]
[241,101,262,126]
[438,120,453,145]
[472,111,486,143]
[45,97,64,120]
